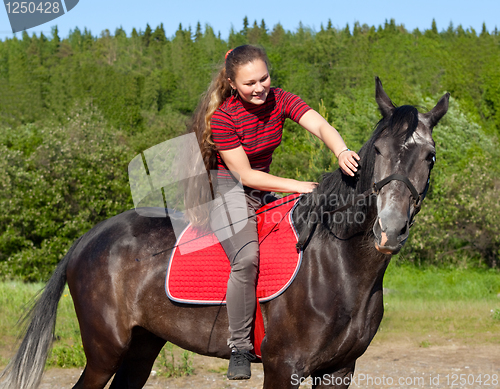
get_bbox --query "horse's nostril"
[399,224,408,237]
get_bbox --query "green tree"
[143,23,152,47]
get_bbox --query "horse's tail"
[0,237,82,389]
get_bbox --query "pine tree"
[242,16,249,35]
[195,22,202,42]
[446,22,454,36]
[83,27,94,50]
[431,19,438,34]
[480,22,489,37]
[260,19,267,34]
[115,26,126,38]
[143,24,152,47]
[343,23,351,37]
[152,23,167,44]
[50,25,60,54]
[248,20,260,44]
[68,27,82,51]
[270,23,285,46]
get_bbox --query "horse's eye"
[374,146,382,156]
[427,153,436,165]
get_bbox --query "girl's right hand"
[295,181,318,193]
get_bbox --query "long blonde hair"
[185,45,270,226]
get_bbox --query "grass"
[0,282,194,375]
[0,282,87,368]
[383,262,500,300]
[155,342,194,377]
[374,263,500,346]
[0,263,499,370]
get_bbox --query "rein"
[145,174,430,260]
[295,173,429,251]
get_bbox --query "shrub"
[0,102,133,281]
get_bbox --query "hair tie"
[225,49,233,60]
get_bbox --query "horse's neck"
[295,185,378,237]
[295,188,388,292]
[310,234,390,305]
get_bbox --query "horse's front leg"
[261,357,305,389]
[311,363,356,389]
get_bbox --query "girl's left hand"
[338,150,360,177]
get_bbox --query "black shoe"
[227,349,256,380]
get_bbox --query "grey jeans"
[209,183,276,351]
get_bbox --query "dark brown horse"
[0,78,449,389]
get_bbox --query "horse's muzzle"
[373,214,409,255]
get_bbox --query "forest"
[0,17,499,281]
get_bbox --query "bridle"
[373,173,430,210]
[145,169,433,259]
[295,170,432,251]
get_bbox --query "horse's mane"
[296,105,419,237]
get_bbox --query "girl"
[188,44,359,380]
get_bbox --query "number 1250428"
[5,2,61,14]
[445,374,498,386]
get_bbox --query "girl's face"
[229,59,271,105]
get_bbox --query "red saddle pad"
[165,194,302,304]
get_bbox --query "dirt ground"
[34,342,499,389]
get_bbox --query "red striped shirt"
[211,88,311,174]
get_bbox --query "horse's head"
[372,77,449,254]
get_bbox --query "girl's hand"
[295,181,318,193]
[338,149,360,177]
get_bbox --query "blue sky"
[1,0,498,41]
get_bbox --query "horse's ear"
[423,92,450,130]
[375,77,396,118]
